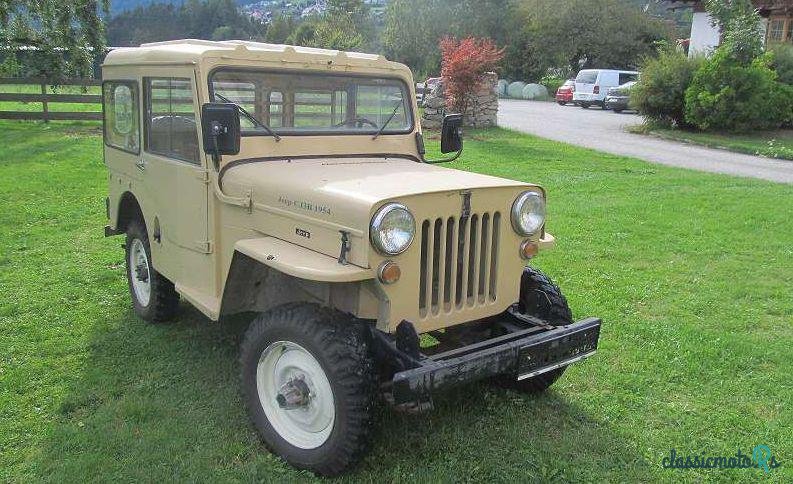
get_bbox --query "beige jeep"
[102,40,601,476]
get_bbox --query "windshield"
[209,69,413,136]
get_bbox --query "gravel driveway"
[498,99,793,184]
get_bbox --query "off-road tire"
[125,220,179,322]
[240,303,377,476]
[499,267,573,393]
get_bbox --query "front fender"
[235,237,373,283]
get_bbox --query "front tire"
[125,220,179,322]
[240,304,377,476]
[499,267,573,393]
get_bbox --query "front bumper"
[390,316,601,405]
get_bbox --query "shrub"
[631,47,703,127]
[684,49,789,132]
[540,75,566,96]
[769,44,793,85]
[440,36,504,113]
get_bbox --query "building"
[671,0,793,56]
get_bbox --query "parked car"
[555,79,575,105]
[573,69,638,109]
[604,81,637,113]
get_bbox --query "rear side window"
[103,81,140,154]
[145,78,200,163]
[619,73,638,84]
[576,71,598,84]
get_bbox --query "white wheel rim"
[256,341,335,449]
[129,238,151,307]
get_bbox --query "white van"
[573,69,638,109]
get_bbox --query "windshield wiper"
[372,100,403,140]
[214,92,280,142]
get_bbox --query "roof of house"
[103,39,406,72]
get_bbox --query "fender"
[218,237,378,318]
[235,237,372,283]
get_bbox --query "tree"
[265,14,297,44]
[503,0,671,80]
[0,0,109,78]
[108,0,266,47]
[440,36,504,114]
[382,0,511,78]
[308,0,372,51]
[704,0,762,64]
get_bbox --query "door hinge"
[198,170,210,184]
[195,240,213,254]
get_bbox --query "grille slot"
[419,212,501,317]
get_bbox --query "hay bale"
[521,83,549,100]
[497,79,509,97]
[507,81,526,99]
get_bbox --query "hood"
[221,156,530,230]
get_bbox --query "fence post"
[41,82,49,123]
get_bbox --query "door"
[140,71,211,289]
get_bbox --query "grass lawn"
[637,125,793,161]
[1,120,791,482]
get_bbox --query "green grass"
[1,121,791,482]
[637,125,793,160]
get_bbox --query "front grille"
[418,212,501,317]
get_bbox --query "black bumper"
[391,317,601,405]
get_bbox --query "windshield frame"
[207,67,416,138]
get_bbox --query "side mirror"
[201,103,240,165]
[440,114,463,154]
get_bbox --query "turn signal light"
[520,240,539,260]
[378,261,401,285]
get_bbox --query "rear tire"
[580,103,590,109]
[613,108,623,113]
[125,220,179,322]
[557,101,566,106]
[498,267,573,393]
[240,304,377,476]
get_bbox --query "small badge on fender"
[296,228,311,239]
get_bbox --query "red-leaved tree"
[440,36,504,115]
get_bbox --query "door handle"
[135,159,146,171]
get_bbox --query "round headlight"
[370,203,415,255]
[511,191,546,236]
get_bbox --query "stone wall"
[421,72,498,129]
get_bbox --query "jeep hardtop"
[102,39,601,476]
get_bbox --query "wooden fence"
[0,78,102,121]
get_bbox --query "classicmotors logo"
[663,445,782,473]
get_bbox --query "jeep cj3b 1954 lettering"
[102,40,602,476]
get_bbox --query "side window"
[619,73,638,85]
[103,81,140,154]
[145,78,200,163]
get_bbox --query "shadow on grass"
[31,303,646,482]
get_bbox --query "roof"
[103,39,405,72]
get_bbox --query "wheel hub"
[276,376,312,409]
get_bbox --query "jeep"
[102,40,602,476]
